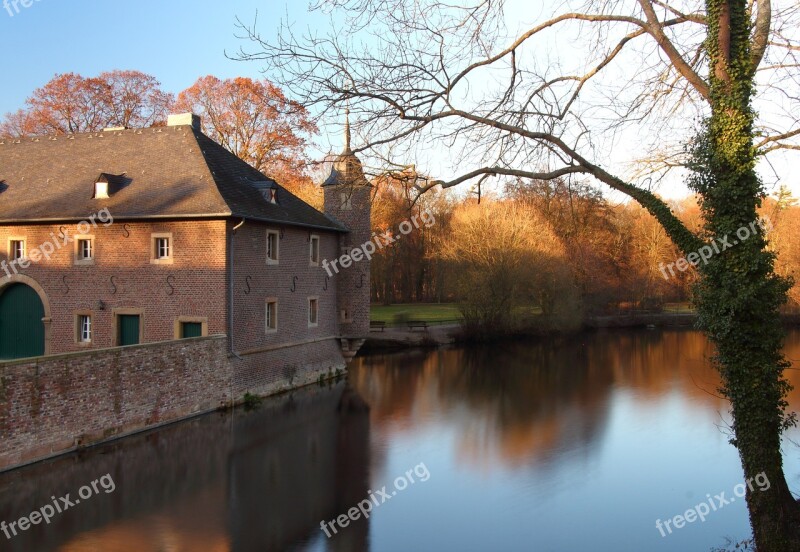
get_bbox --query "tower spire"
[344,106,351,152]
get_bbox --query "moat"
[3,328,800,552]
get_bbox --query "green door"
[118,315,140,346]
[0,284,45,360]
[180,322,202,338]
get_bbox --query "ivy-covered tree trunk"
[692,1,800,549]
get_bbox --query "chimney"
[167,113,202,131]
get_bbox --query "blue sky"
[0,0,795,200]
[0,0,298,116]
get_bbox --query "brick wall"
[0,336,231,472]
[230,221,340,352]
[323,185,372,336]
[233,337,346,397]
[227,220,347,395]
[0,219,227,354]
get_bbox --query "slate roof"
[322,148,372,188]
[0,125,346,232]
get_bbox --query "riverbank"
[362,312,800,352]
[361,324,460,352]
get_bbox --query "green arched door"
[0,284,45,360]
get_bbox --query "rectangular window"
[309,235,320,266]
[266,230,279,264]
[77,314,92,343]
[173,316,208,340]
[74,235,95,265]
[308,297,319,327]
[180,322,203,338]
[155,238,170,259]
[79,239,92,260]
[151,233,174,264]
[9,239,25,261]
[340,192,353,210]
[266,299,278,333]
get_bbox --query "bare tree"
[235,1,800,548]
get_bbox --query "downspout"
[228,218,245,360]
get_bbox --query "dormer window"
[93,173,127,199]
[244,178,278,204]
[94,181,109,199]
[259,188,278,204]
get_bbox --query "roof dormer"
[93,173,128,199]
[244,178,279,204]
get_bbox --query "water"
[2,328,800,552]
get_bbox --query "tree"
[239,0,800,547]
[440,200,577,334]
[174,76,319,205]
[0,71,173,137]
[370,169,452,304]
[99,70,173,129]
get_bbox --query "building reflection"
[0,381,371,552]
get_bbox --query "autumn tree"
[440,200,578,334]
[370,169,453,304]
[174,76,320,206]
[239,0,800,547]
[99,70,173,129]
[507,178,631,312]
[0,71,173,137]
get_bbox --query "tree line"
[369,174,800,323]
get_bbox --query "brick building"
[0,113,372,375]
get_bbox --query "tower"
[322,115,372,338]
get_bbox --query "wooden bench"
[370,321,387,332]
[406,320,429,331]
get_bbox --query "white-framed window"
[77,314,92,344]
[309,235,320,266]
[265,298,278,333]
[155,238,170,258]
[74,235,95,265]
[266,230,280,264]
[8,238,25,261]
[340,192,353,210]
[79,239,93,259]
[150,233,174,264]
[308,297,319,327]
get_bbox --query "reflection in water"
[0,383,370,552]
[2,329,800,551]
[351,330,727,470]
